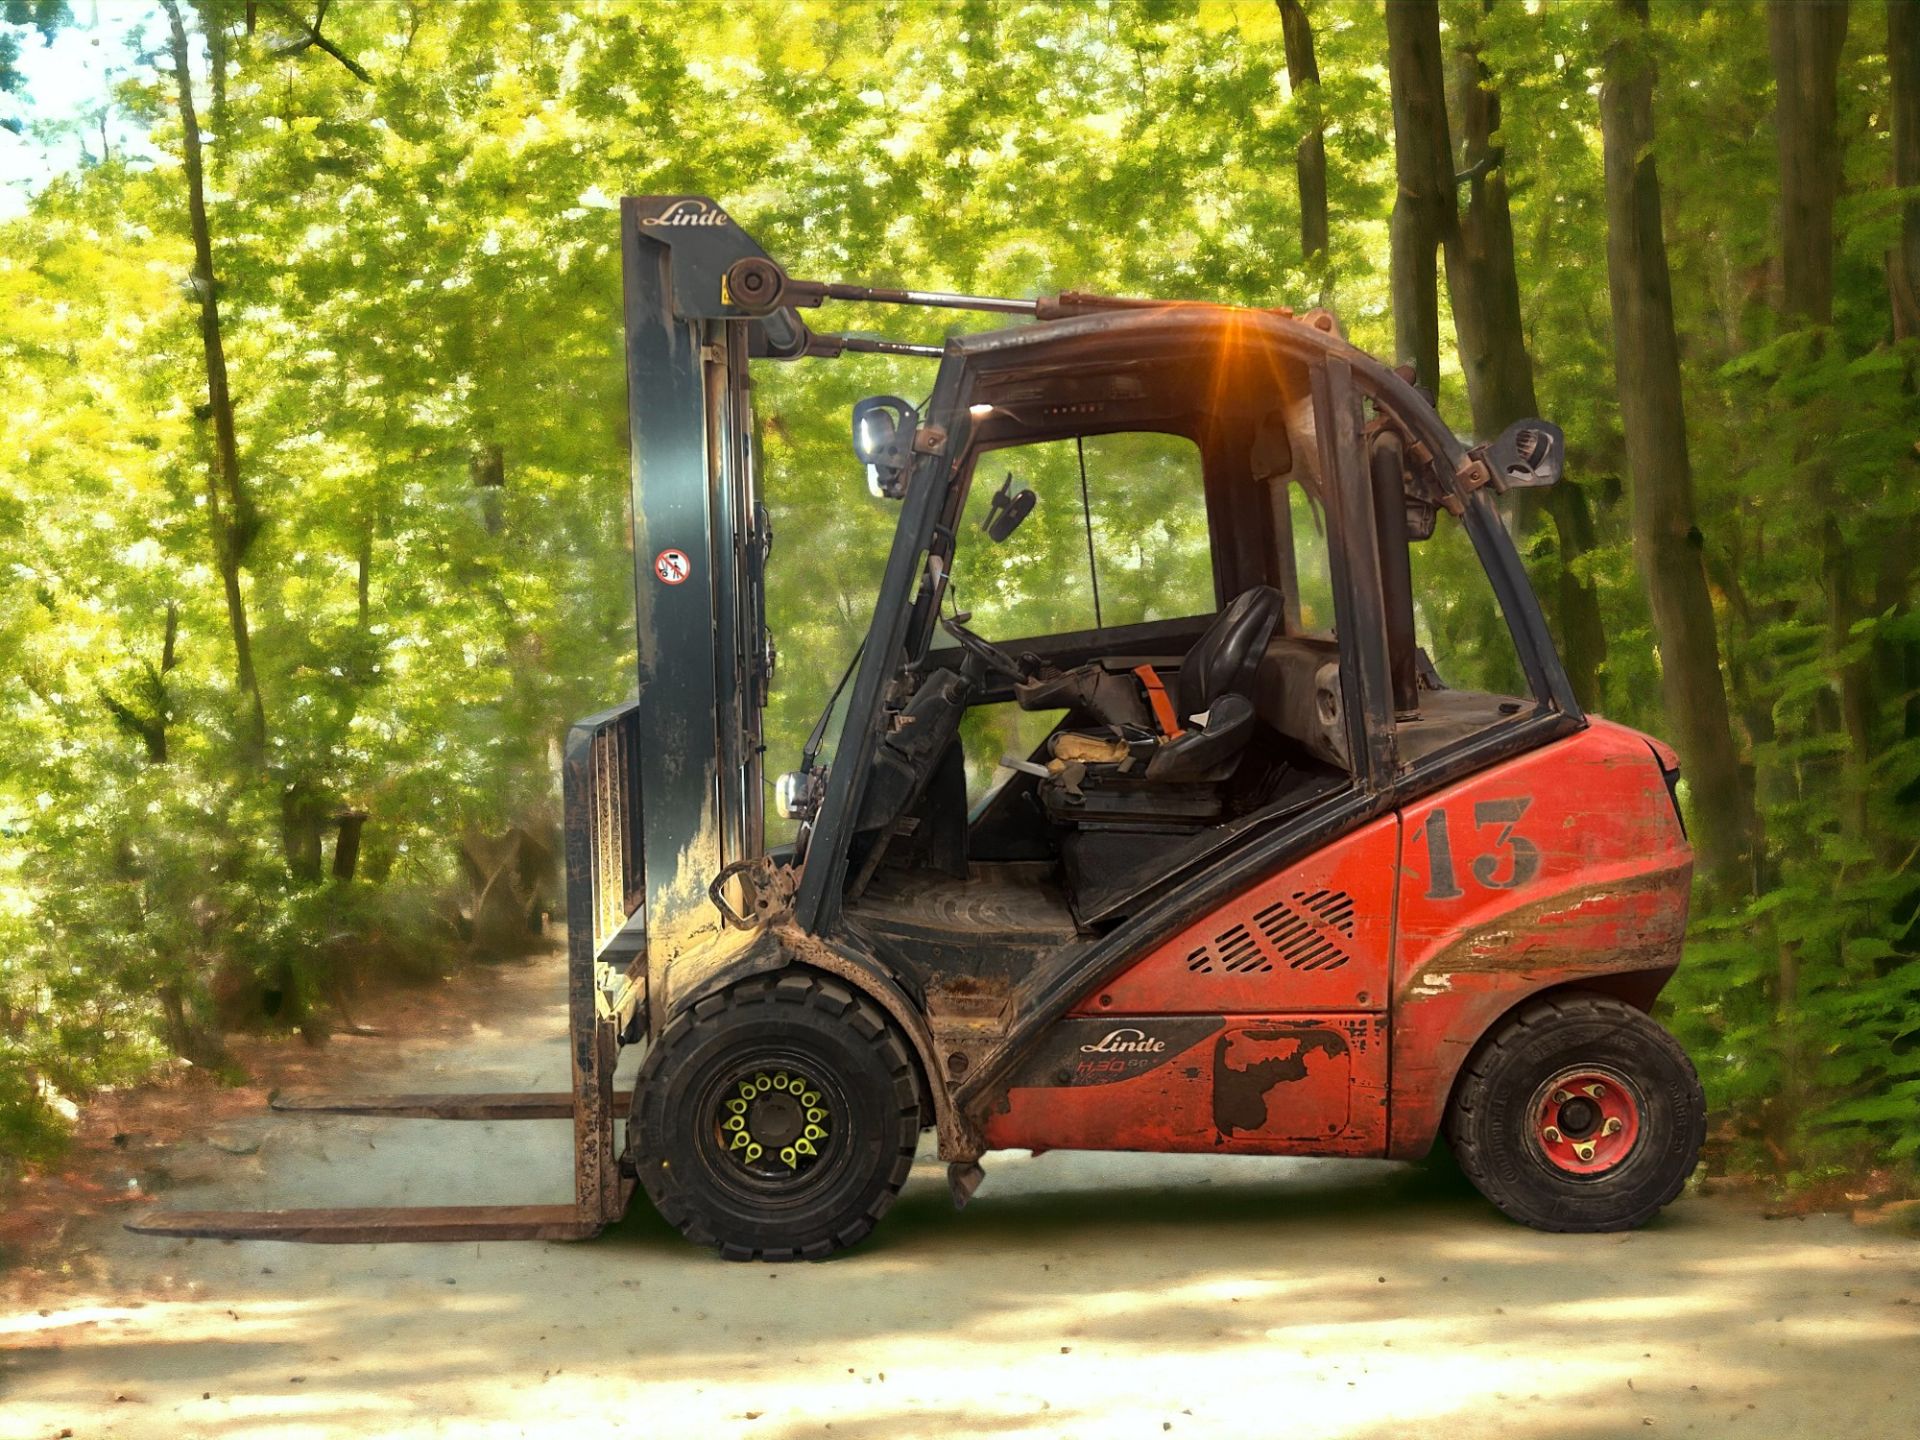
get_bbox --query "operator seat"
[1018,584,1285,821]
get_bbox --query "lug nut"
[1601,1117,1623,1137]
[1584,1083,1606,1099]
[1543,1125,1563,1143]
[1552,1089,1572,1104]
[1574,1142,1596,1162]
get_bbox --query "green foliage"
[0,0,1916,1189]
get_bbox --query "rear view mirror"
[1480,418,1565,490]
[852,394,918,499]
[982,472,1036,542]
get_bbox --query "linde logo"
[1079,1027,1166,1055]
[640,199,731,228]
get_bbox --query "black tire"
[631,971,922,1261]
[1445,992,1704,1233]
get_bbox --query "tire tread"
[1445,992,1704,1234]
[634,970,923,1262]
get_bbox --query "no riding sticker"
[654,548,691,586]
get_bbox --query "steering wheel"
[941,611,1029,681]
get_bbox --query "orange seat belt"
[1132,664,1185,738]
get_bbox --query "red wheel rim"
[1530,1066,1641,1176]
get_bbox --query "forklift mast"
[614,195,780,968]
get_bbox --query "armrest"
[1014,664,1153,730]
[1143,693,1255,782]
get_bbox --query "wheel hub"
[1532,1066,1641,1175]
[717,1069,833,1174]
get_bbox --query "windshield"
[947,431,1213,640]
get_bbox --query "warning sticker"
[654,548,692,586]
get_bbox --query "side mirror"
[982,472,1036,542]
[852,395,918,499]
[1480,418,1565,490]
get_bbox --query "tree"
[1598,0,1754,899]
[1277,0,1330,304]
[161,0,267,759]
[1385,0,1452,393]
[1769,0,1872,843]
[1890,0,1920,339]
[1444,1,1607,711]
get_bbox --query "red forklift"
[134,196,1703,1260]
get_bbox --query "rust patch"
[772,922,977,1159]
[1212,1026,1347,1135]
[1398,863,1689,1002]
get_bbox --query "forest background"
[2,0,1917,1204]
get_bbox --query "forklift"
[133,196,1704,1260]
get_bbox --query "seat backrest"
[1175,585,1285,719]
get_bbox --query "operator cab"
[783,307,1564,974]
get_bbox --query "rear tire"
[1445,992,1704,1233]
[631,972,922,1261]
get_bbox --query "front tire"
[1445,992,1704,1233]
[631,972,923,1261]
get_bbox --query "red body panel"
[982,1014,1388,1155]
[1386,719,1691,1156]
[983,719,1691,1163]
[1076,814,1400,1015]
[984,817,1398,1155]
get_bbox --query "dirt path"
[4,950,1917,1440]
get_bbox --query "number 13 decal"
[1415,796,1540,901]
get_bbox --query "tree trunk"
[1884,6,1920,836]
[1444,16,1608,711]
[472,440,505,534]
[1770,0,1870,839]
[332,810,368,881]
[1278,0,1331,304]
[1385,0,1452,393]
[357,520,372,627]
[100,602,180,763]
[1599,0,1754,899]
[1890,0,1920,338]
[163,0,268,760]
[1770,1,1848,327]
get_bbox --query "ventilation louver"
[1184,889,1356,975]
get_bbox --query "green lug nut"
[726,1098,747,1115]
[806,1107,826,1124]
[729,1129,749,1150]
[779,1146,798,1167]
[725,1115,746,1132]
[754,1075,772,1093]
[803,1123,825,1142]
[801,1091,820,1107]
[745,1141,763,1162]
[794,1137,816,1157]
